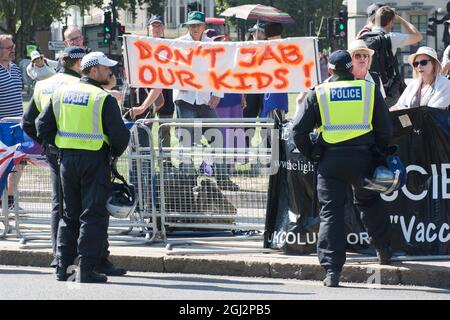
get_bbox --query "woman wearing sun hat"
[390,46,450,111]
[348,39,386,99]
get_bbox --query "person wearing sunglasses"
[390,47,450,111]
[348,39,386,99]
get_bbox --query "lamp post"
[434,10,438,50]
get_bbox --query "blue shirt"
[261,93,288,118]
[0,63,23,118]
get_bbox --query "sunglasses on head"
[354,53,369,59]
[413,59,431,68]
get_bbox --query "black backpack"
[358,31,399,86]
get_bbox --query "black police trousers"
[45,146,60,266]
[56,149,112,269]
[316,147,391,272]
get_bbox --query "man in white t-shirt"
[371,6,422,56]
[173,10,223,147]
[360,6,422,106]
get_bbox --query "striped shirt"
[0,62,23,118]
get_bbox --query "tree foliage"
[0,0,163,59]
[214,0,343,39]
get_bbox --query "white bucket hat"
[347,40,375,56]
[408,46,441,71]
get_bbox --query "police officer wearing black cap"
[36,52,130,283]
[292,50,393,287]
[22,46,86,268]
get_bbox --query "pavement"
[1,235,450,289]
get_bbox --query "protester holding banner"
[243,23,265,164]
[173,11,223,123]
[172,11,225,172]
[125,15,175,211]
[292,50,393,287]
[261,23,289,121]
[147,14,165,38]
[208,30,243,191]
[390,47,450,111]
[131,14,175,150]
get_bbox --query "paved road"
[1,265,449,300]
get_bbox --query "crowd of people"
[0,3,449,286]
[317,3,450,111]
[292,3,449,287]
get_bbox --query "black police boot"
[78,270,108,283]
[56,265,75,282]
[376,246,392,265]
[95,258,127,276]
[323,269,340,287]
[78,260,108,283]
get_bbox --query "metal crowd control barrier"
[0,119,160,248]
[150,118,276,253]
[1,116,277,254]
[0,191,9,238]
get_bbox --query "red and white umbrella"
[220,4,294,24]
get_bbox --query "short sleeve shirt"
[0,63,23,118]
[371,27,411,55]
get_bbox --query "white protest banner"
[123,35,320,93]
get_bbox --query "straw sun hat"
[347,40,375,56]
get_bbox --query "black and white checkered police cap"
[80,51,118,71]
[61,46,87,60]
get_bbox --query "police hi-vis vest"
[53,83,109,151]
[315,80,375,144]
[33,73,79,112]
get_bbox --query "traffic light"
[336,9,348,38]
[327,17,335,39]
[427,17,437,37]
[103,11,112,45]
[118,23,126,36]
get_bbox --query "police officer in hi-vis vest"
[292,50,393,287]
[22,46,86,269]
[36,52,130,283]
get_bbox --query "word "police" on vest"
[329,86,362,102]
[62,91,90,106]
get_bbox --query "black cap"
[328,50,353,71]
[204,29,225,41]
[148,15,164,25]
